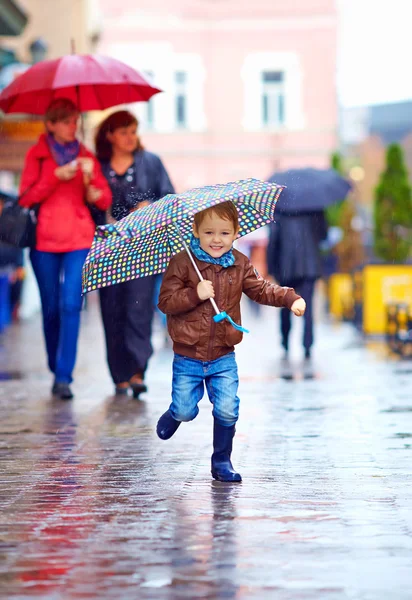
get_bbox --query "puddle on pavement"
[392,433,412,439]
[381,407,412,413]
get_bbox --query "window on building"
[146,98,155,129]
[175,70,188,128]
[261,70,285,127]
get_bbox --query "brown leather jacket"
[158,249,301,362]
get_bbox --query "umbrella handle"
[174,226,220,315]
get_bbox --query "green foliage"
[326,201,345,228]
[331,152,343,174]
[374,144,412,262]
[326,151,346,227]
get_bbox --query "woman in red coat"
[19,98,111,399]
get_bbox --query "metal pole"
[174,226,220,315]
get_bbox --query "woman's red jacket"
[19,134,112,252]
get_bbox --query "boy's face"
[193,212,238,258]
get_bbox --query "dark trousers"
[30,248,89,383]
[280,278,316,352]
[99,276,156,384]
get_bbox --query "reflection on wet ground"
[0,303,411,599]
[0,370,23,381]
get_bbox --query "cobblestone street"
[0,296,411,599]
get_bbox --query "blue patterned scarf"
[190,235,235,268]
[47,133,80,166]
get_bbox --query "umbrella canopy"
[268,168,351,214]
[82,178,284,294]
[0,54,162,114]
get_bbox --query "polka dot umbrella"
[82,178,284,331]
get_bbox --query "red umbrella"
[0,54,162,114]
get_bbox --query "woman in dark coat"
[267,211,327,359]
[95,111,174,397]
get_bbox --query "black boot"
[52,382,74,400]
[130,382,147,399]
[156,409,181,440]
[211,419,241,482]
[115,383,129,396]
[130,373,147,399]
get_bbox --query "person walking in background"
[267,211,328,363]
[19,98,112,399]
[95,110,174,398]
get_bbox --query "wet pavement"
[0,295,411,599]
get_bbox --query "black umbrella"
[268,168,351,214]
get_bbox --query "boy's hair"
[193,201,239,231]
[44,98,78,124]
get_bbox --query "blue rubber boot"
[211,419,242,482]
[156,409,181,440]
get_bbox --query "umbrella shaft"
[174,226,220,315]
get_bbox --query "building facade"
[1,0,100,62]
[0,0,100,173]
[97,0,338,191]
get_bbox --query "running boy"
[157,201,306,482]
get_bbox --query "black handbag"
[0,159,44,249]
[88,204,107,227]
[0,197,39,248]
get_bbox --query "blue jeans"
[30,249,89,384]
[170,352,240,427]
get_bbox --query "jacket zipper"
[207,269,220,361]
